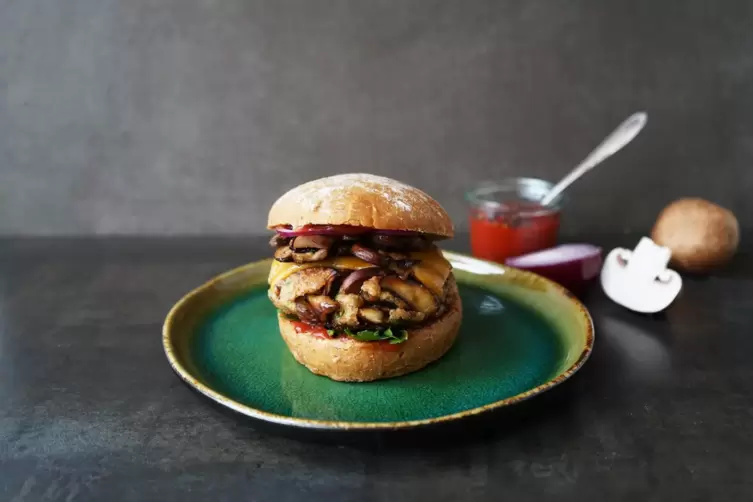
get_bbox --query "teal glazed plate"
[163,251,594,430]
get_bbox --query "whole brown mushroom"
[651,198,739,273]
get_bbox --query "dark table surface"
[1,235,752,501]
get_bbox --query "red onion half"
[505,244,603,295]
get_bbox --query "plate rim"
[162,250,594,430]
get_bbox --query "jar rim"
[465,177,564,216]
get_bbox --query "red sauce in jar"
[470,201,560,263]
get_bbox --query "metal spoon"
[540,112,648,206]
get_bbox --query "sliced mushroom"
[333,293,363,327]
[350,243,385,266]
[274,246,294,262]
[388,308,426,324]
[339,267,382,294]
[381,277,437,315]
[377,290,409,309]
[360,276,381,302]
[387,259,419,279]
[385,251,410,261]
[359,307,385,325]
[287,235,334,263]
[369,234,404,249]
[291,235,334,250]
[322,271,340,296]
[395,259,420,268]
[307,295,339,322]
[295,298,320,323]
[292,248,329,263]
[333,241,354,256]
[370,234,428,251]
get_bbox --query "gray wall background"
[1,0,751,236]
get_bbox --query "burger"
[267,173,462,382]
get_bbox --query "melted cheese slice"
[268,257,374,285]
[268,249,452,296]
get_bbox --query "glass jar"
[466,178,563,263]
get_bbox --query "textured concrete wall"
[1,0,751,235]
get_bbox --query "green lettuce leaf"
[341,327,409,344]
[387,328,409,344]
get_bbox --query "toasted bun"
[278,279,462,382]
[267,173,454,238]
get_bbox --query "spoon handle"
[540,112,648,206]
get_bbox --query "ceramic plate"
[163,251,593,430]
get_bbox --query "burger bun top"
[267,173,454,238]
